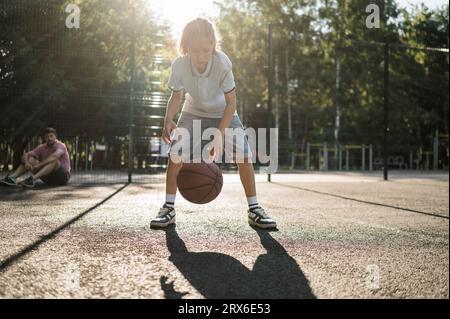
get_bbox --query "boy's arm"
[210,89,236,161]
[22,152,34,169]
[24,147,41,168]
[33,149,63,170]
[162,90,183,144]
[219,89,237,135]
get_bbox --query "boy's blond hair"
[178,18,221,56]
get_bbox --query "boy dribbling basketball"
[150,18,277,230]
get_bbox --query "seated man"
[1,127,71,188]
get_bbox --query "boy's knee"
[236,158,253,166]
[168,154,184,166]
[52,160,61,169]
[29,157,39,165]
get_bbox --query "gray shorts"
[168,112,252,163]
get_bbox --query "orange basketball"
[177,162,223,204]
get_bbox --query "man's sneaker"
[150,206,176,228]
[19,176,35,188]
[0,175,17,186]
[248,207,277,229]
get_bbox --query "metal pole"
[75,136,78,172]
[286,48,292,141]
[267,22,273,182]
[334,55,341,168]
[346,147,349,171]
[318,147,321,171]
[383,40,390,180]
[369,144,373,171]
[85,142,88,171]
[409,151,413,170]
[362,144,366,171]
[433,127,439,170]
[128,15,136,183]
[306,142,310,170]
[90,140,94,171]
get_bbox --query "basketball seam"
[197,181,216,203]
[205,162,218,176]
[178,170,217,183]
[197,165,221,203]
[179,183,217,192]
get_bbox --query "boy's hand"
[209,128,225,161]
[31,164,40,174]
[162,119,177,144]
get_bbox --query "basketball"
[177,162,223,204]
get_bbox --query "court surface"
[0,171,448,298]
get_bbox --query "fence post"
[409,151,413,170]
[306,142,310,171]
[369,144,373,171]
[339,144,342,170]
[362,144,366,171]
[85,142,88,171]
[323,142,328,171]
[318,146,321,171]
[75,136,79,172]
[383,40,390,180]
[418,148,422,170]
[290,152,295,170]
[267,22,273,182]
[433,128,439,170]
[127,10,136,184]
[90,140,94,171]
[346,146,349,171]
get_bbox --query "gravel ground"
[0,171,448,299]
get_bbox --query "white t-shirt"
[168,50,236,118]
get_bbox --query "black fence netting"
[1,0,448,185]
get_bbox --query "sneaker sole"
[150,217,176,228]
[0,181,17,186]
[248,218,277,229]
[20,183,35,188]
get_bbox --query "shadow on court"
[0,183,128,201]
[160,225,316,299]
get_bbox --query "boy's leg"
[236,160,256,197]
[237,160,277,229]
[11,156,40,179]
[166,156,183,195]
[32,160,60,180]
[163,111,197,207]
[150,156,182,228]
[1,156,39,185]
[10,164,28,179]
[19,159,58,188]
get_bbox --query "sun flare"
[145,0,219,36]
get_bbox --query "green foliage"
[214,0,448,163]
[0,0,448,167]
[0,0,171,138]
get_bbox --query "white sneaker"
[150,206,176,228]
[248,207,277,229]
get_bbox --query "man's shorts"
[168,112,252,163]
[40,166,70,185]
